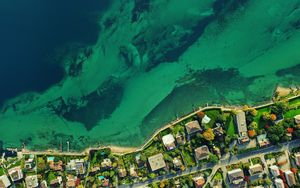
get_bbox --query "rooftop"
[185,120,201,134]
[148,153,166,171]
[194,145,210,161]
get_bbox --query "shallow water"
[0,0,300,151]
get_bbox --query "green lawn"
[0,168,5,176]
[226,115,236,137]
[288,97,300,107]
[213,171,223,180]
[204,109,222,128]
[181,150,196,167]
[284,107,300,118]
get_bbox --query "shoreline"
[18,86,300,156]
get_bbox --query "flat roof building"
[162,134,176,150]
[0,175,11,188]
[235,110,249,143]
[148,153,166,171]
[249,164,263,176]
[25,175,39,188]
[8,166,23,182]
[269,165,280,177]
[228,168,244,185]
[274,178,284,188]
[285,170,296,187]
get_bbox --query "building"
[148,153,166,171]
[175,133,186,145]
[129,165,138,177]
[269,165,280,177]
[256,134,270,148]
[0,175,11,188]
[228,168,244,185]
[24,155,35,169]
[40,180,48,188]
[185,120,202,135]
[274,178,284,188]
[201,115,211,125]
[294,114,300,124]
[162,134,176,150]
[285,170,296,187]
[235,110,249,143]
[193,176,205,188]
[66,159,86,175]
[66,175,76,188]
[295,152,300,167]
[48,160,63,171]
[25,175,39,188]
[248,164,263,176]
[8,166,23,182]
[101,158,112,168]
[118,168,127,178]
[194,145,210,161]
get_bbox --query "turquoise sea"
[0,0,300,151]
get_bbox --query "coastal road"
[122,139,300,188]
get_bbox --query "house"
[269,165,280,177]
[129,165,138,177]
[285,170,296,187]
[213,126,224,137]
[201,115,211,125]
[249,164,263,175]
[175,133,186,145]
[185,120,202,135]
[0,175,11,188]
[101,158,112,168]
[118,168,127,178]
[235,110,249,143]
[49,160,63,171]
[294,114,300,124]
[194,145,210,161]
[193,176,205,188]
[66,175,76,188]
[162,134,176,150]
[148,153,166,171]
[8,166,23,181]
[66,159,86,175]
[40,180,48,188]
[227,168,244,185]
[274,178,284,188]
[256,134,270,148]
[295,152,300,167]
[25,175,39,188]
[24,155,35,169]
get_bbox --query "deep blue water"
[0,0,110,105]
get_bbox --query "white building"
[162,134,176,150]
[285,170,296,187]
[269,165,280,177]
[8,166,23,182]
[25,175,39,188]
[0,175,11,188]
[294,114,300,124]
[274,178,284,188]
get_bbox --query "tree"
[287,128,294,133]
[249,122,258,130]
[248,130,256,138]
[291,168,298,173]
[203,128,215,141]
[268,125,285,138]
[249,108,258,116]
[262,112,270,121]
[216,114,226,123]
[268,134,280,143]
[209,154,218,163]
[270,114,277,121]
[197,111,205,119]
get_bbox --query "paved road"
[122,139,300,188]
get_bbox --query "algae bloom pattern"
[1,0,300,151]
